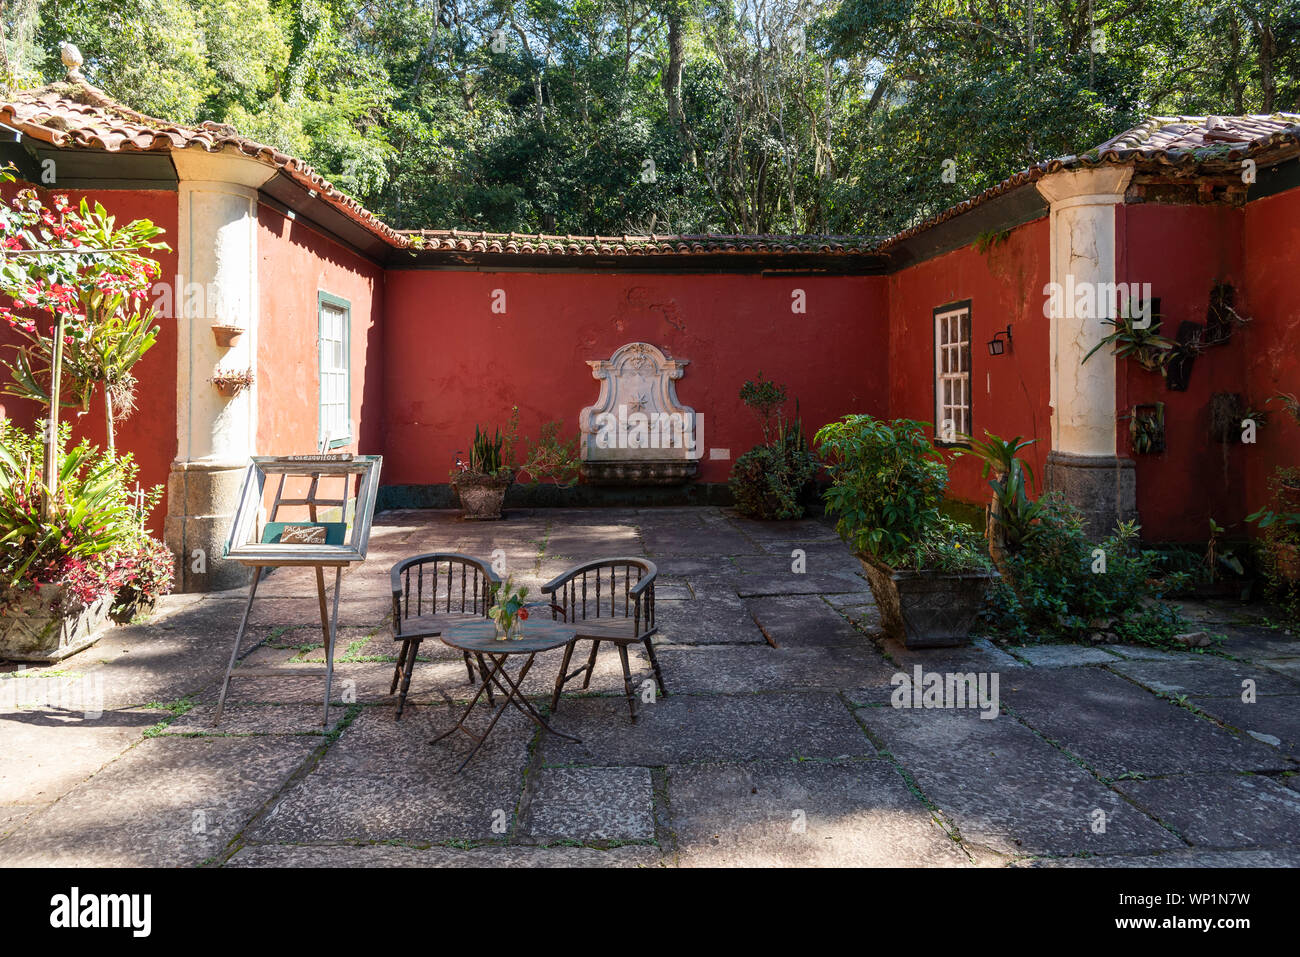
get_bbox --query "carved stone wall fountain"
[578,342,701,485]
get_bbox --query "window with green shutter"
[318,293,351,449]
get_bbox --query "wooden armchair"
[389,552,500,719]
[542,558,664,722]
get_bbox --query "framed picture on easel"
[216,454,383,726]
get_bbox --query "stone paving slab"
[642,524,762,557]
[668,759,970,867]
[719,514,840,544]
[1018,848,1300,867]
[0,708,158,805]
[539,692,876,766]
[1006,645,1123,667]
[1213,624,1300,661]
[1260,658,1300,682]
[1186,695,1300,759]
[0,805,38,839]
[0,736,315,866]
[870,636,1025,675]
[655,644,896,694]
[1115,773,1300,847]
[855,706,1186,858]
[727,572,870,597]
[1098,644,1210,662]
[654,598,767,645]
[520,767,655,842]
[247,708,530,845]
[1107,658,1300,698]
[746,596,870,648]
[164,704,347,736]
[543,526,644,560]
[1002,668,1290,777]
[226,842,667,867]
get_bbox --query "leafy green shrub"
[1247,466,1300,617]
[983,492,1189,644]
[730,376,818,520]
[814,415,948,563]
[730,419,819,520]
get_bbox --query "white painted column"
[165,150,273,591]
[1035,166,1138,535]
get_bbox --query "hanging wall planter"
[210,369,254,398]
[1129,402,1166,454]
[211,324,245,349]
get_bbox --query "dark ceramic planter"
[856,553,997,648]
[450,471,514,520]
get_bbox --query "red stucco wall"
[1117,203,1250,542]
[886,218,1052,506]
[380,271,888,485]
[256,205,384,458]
[1242,188,1300,529]
[0,186,178,536]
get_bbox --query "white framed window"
[318,293,351,449]
[934,301,971,445]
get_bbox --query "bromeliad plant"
[956,432,1044,568]
[487,576,529,640]
[1082,314,1177,374]
[0,419,173,614]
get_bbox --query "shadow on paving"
[2,507,1298,867]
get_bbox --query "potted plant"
[0,421,173,661]
[210,368,254,397]
[211,324,245,348]
[814,415,995,647]
[450,423,515,520]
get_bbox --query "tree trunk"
[104,386,115,452]
[40,311,66,519]
[665,10,696,167]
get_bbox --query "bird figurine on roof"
[59,41,84,80]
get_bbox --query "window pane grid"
[320,300,350,446]
[935,306,972,444]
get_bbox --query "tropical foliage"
[3,1,1294,237]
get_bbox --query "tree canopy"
[3,0,1296,237]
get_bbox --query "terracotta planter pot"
[856,553,997,648]
[212,379,248,398]
[0,585,111,662]
[211,324,245,348]
[450,471,514,520]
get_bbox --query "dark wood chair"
[542,558,665,722]
[389,552,500,719]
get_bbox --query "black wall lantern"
[988,325,1012,356]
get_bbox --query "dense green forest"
[1,0,1297,237]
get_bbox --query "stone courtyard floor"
[2,506,1299,868]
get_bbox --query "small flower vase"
[495,616,525,640]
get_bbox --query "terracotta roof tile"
[876,113,1300,252]
[0,80,407,246]
[405,228,877,257]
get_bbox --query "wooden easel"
[215,468,353,727]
